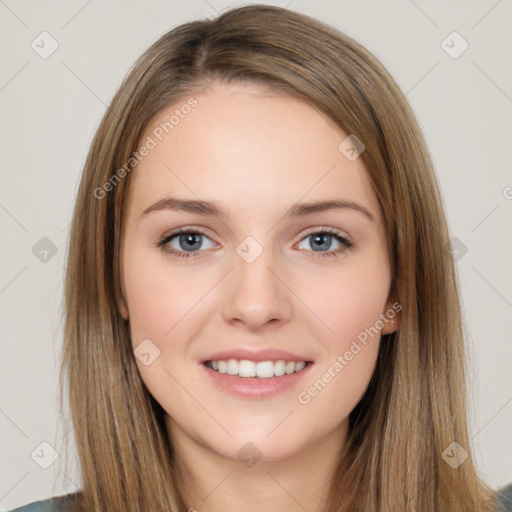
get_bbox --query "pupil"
[312,234,330,251]
[180,233,201,251]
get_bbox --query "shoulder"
[7,492,80,512]
[497,483,512,511]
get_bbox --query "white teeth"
[238,359,256,377]
[206,359,308,378]
[226,359,238,375]
[256,361,275,379]
[274,360,286,376]
[294,361,306,372]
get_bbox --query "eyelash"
[156,227,353,260]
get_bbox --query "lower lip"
[200,362,314,399]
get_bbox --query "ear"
[381,300,401,335]
[118,297,129,320]
[115,249,129,320]
[115,285,129,320]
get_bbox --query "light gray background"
[1,0,511,509]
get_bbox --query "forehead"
[125,81,380,221]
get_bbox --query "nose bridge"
[222,234,291,327]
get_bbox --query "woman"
[10,4,511,511]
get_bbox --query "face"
[118,81,399,464]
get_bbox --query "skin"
[118,81,400,512]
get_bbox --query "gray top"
[498,484,512,511]
[9,484,512,511]
[8,493,78,511]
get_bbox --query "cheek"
[330,277,389,346]
[122,249,203,414]
[122,246,202,346]
[293,254,390,410]
[307,252,391,349]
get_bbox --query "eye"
[156,227,353,259]
[296,227,353,258]
[157,228,215,259]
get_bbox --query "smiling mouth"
[203,359,313,379]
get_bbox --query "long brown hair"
[58,4,499,511]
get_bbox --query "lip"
[200,352,314,400]
[201,347,313,364]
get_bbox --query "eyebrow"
[141,197,375,222]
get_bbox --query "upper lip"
[201,348,313,364]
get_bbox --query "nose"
[222,247,293,330]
